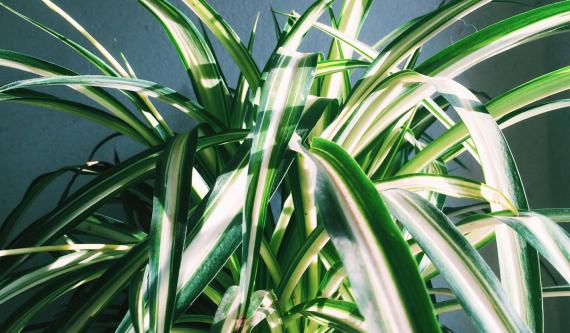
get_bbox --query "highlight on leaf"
[1,0,570,332]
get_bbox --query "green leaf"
[403,66,570,173]
[381,189,530,332]
[456,212,570,284]
[0,250,119,304]
[0,262,108,333]
[277,9,376,61]
[210,286,240,333]
[149,130,198,333]
[416,1,570,77]
[129,267,147,333]
[240,50,318,319]
[0,146,160,277]
[0,75,223,129]
[53,240,149,332]
[117,90,328,333]
[291,137,440,332]
[375,174,517,213]
[241,290,282,333]
[75,214,147,243]
[0,131,237,277]
[0,49,159,145]
[0,89,147,144]
[315,59,369,77]
[278,0,334,52]
[140,0,231,126]
[0,162,100,247]
[337,0,489,125]
[284,298,364,333]
[0,1,173,139]
[180,0,261,89]
[277,226,328,306]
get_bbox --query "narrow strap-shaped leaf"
[0,1,173,140]
[140,0,231,126]
[284,298,364,333]
[276,11,377,61]
[0,162,100,247]
[117,98,328,333]
[534,208,570,223]
[129,268,147,333]
[0,261,109,333]
[279,0,334,52]
[0,243,132,257]
[436,286,570,316]
[239,50,318,320]
[0,2,118,76]
[315,59,369,77]
[76,214,147,243]
[317,262,346,298]
[210,286,240,333]
[277,226,328,306]
[0,75,223,129]
[116,148,249,333]
[0,89,146,143]
[330,0,375,62]
[291,137,440,332]
[381,189,530,332]
[241,290,282,333]
[440,83,541,329]
[427,76,541,329]
[211,287,283,333]
[53,240,149,332]
[293,154,321,300]
[403,66,570,173]
[0,250,119,304]
[337,0,489,127]
[0,49,159,145]
[417,1,570,78]
[375,173,517,213]
[229,13,259,128]
[455,212,570,284]
[149,130,198,333]
[181,0,261,89]
[0,131,234,276]
[543,286,570,298]
[0,146,160,277]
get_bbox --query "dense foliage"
[1,0,570,332]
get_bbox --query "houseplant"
[1,0,570,331]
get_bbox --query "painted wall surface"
[0,0,568,331]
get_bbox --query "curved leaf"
[291,137,440,332]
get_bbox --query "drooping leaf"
[291,137,440,332]
[381,189,530,332]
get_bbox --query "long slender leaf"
[140,0,231,126]
[0,49,159,145]
[53,240,149,331]
[239,50,318,320]
[291,137,440,332]
[284,298,364,333]
[381,189,530,332]
[180,0,261,89]
[0,75,223,129]
[149,130,198,333]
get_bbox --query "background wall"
[0,0,568,331]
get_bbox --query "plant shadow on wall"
[1,0,570,332]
